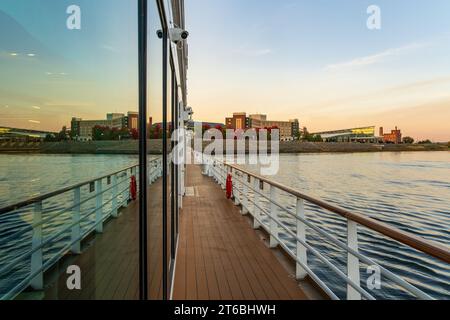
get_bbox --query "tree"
[130,128,139,140]
[417,139,432,144]
[148,124,162,139]
[402,136,414,144]
[92,126,132,141]
[44,133,57,142]
[57,126,69,141]
[300,128,322,142]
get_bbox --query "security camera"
[156,29,163,39]
[182,106,193,121]
[169,27,189,43]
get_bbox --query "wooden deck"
[172,165,307,300]
[43,179,164,300]
[41,165,306,300]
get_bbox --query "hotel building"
[225,112,300,140]
[71,111,139,140]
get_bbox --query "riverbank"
[279,141,448,153]
[0,140,448,154]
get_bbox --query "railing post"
[220,164,226,189]
[131,166,137,196]
[148,163,154,184]
[253,177,261,229]
[30,201,43,290]
[241,174,249,215]
[208,160,213,177]
[95,179,103,233]
[269,185,279,248]
[233,169,240,205]
[347,219,361,300]
[71,187,81,254]
[111,174,118,218]
[296,198,308,279]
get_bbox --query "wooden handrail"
[224,162,450,264]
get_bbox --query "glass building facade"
[0,0,187,300]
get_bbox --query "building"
[71,111,138,141]
[225,112,300,140]
[0,126,54,142]
[225,112,250,130]
[313,126,377,143]
[249,114,299,140]
[126,112,139,130]
[380,126,402,144]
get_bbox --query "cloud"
[100,44,120,53]
[325,42,427,72]
[43,102,96,108]
[233,48,272,57]
[301,76,450,113]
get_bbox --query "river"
[242,151,450,299]
[0,152,449,299]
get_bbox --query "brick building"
[380,126,402,144]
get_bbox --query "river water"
[242,151,450,299]
[0,152,449,299]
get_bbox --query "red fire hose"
[226,174,233,199]
[130,175,137,201]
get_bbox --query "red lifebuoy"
[226,174,232,199]
[130,175,137,201]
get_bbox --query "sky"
[0,0,141,132]
[0,1,449,141]
[186,0,450,141]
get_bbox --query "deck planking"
[172,165,307,300]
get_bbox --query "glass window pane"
[147,0,163,300]
[0,0,139,300]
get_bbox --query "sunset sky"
[187,0,450,141]
[1,1,450,141]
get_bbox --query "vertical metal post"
[112,174,118,217]
[162,26,169,301]
[296,198,307,279]
[138,0,148,300]
[269,185,279,248]
[221,164,226,189]
[148,163,153,184]
[347,219,361,300]
[233,169,240,205]
[71,187,81,254]
[253,178,261,229]
[242,174,248,215]
[30,201,43,290]
[128,169,133,203]
[95,179,103,233]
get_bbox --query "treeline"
[44,126,139,141]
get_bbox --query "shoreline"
[0,140,448,155]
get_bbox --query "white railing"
[202,156,450,300]
[0,158,162,300]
